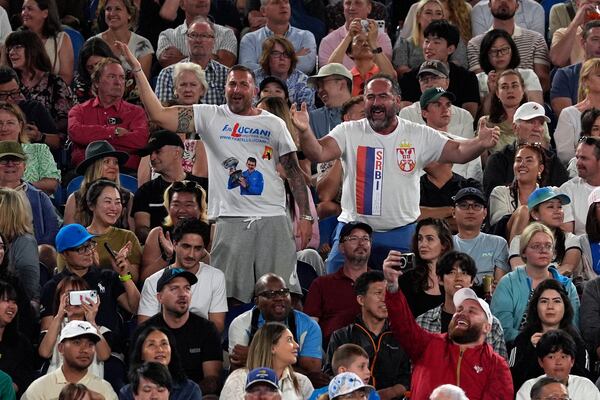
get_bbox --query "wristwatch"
[300,215,314,222]
[371,47,383,54]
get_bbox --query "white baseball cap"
[453,288,493,324]
[59,320,102,343]
[513,102,551,123]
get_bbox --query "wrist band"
[119,273,132,282]
[131,67,142,73]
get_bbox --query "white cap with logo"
[513,102,551,123]
[453,288,493,324]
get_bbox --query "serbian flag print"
[356,146,384,216]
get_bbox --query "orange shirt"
[351,64,380,96]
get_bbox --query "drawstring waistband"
[243,216,262,229]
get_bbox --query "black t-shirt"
[420,172,482,207]
[398,269,443,318]
[399,63,480,106]
[40,268,126,350]
[131,174,208,230]
[0,333,34,396]
[136,0,184,50]
[441,309,453,333]
[137,313,222,383]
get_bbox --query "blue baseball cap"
[56,224,96,253]
[527,187,571,210]
[245,367,279,391]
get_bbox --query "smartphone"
[392,253,414,271]
[69,290,98,306]
[104,242,118,260]
[361,19,369,32]
[376,20,385,34]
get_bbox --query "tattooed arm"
[280,151,313,249]
[114,41,196,135]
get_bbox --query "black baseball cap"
[156,267,198,292]
[452,187,486,205]
[340,221,373,241]
[136,130,184,157]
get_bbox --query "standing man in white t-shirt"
[119,43,312,304]
[292,74,500,273]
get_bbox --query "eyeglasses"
[69,241,97,255]
[527,243,554,253]
[0,157,24,165]
[343,236,371,243]
[6,44,24,53]
[0,90,21,101]
[418,75,445,84]
[489,46,511,57]
[0,119,19,129]
[186,33,215,40]
[257,288,290,299]
[455,202,484,211]
[533,396,571,400]
[270,50,291,59]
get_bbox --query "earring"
[537,172,542,181]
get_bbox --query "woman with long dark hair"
[489,143,546,241]
[0,281,34,397]
[477,29,542,115]
[3,29,75,132]
[509,279,590,390]
[397,218,454,317]
[120,325,201,400]
[71,38,116,103]
[20,0,74,84]
[479,69,529,155]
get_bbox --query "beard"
[366,105,399,132]
[448,319,484,344]
[491,7,516,21]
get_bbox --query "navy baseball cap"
[246,367,279,390]
[340,221,373,241]
[453,187,486,205]
[156,267,198,292]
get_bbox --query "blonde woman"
[491,222,580,343]
[0,188,39,306]
[0,103,60,195]
[63,141,135,230]
[221,322,313,400]
[138,62,209,186]
[392,0,445,76]
[555,58,600,164]
[397,0,472,69]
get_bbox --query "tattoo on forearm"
[177,107,194,133]
[280,152,310,215]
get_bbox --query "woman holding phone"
[38,275,111,377]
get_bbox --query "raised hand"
[290,102,310,133]
[477,117,500,150]
[114,41,140,71]
[158,230,174,261]
[382,250,404,292]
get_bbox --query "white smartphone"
[376,20,385,34]
[69,290,98,306]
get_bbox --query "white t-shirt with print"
[193,104,297,219]
[329,117,448,231]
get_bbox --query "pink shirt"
[318,24,392,69]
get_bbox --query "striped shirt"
[467,25,549,72]
[155,58,229,105]
[156,21,238,59]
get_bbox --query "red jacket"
[385,290,513,400]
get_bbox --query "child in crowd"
[309,344,380,400]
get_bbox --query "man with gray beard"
[304,221,372,344]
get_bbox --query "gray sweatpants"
[211,215,299,303]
